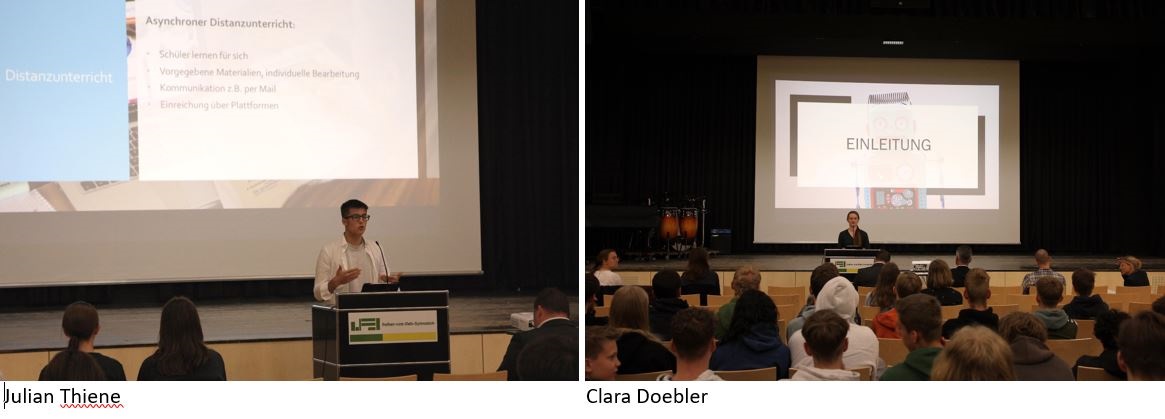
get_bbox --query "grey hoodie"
[789,366,860,381]
[1032,308,1078,339]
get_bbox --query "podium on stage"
[312,291,451,380]
[823,248,883,277]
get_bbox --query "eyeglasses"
[344,214,371,221]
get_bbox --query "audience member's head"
[871,262,901,310]
[62,301,100,351]
[1117,311,1165,380]
[955,245,973,266]
[609,286,650,332]
[685,248,711,277]
[927,259,954,290]
[596,249,618,271]
[964,268,991,307]
[1035,276,1064,308]
[1117,255,1142,275]
[534,288,570,326]
[651,270,682,299]
[999,312,1047,344]
[810,263,841,300]
[1071,268,1096,297]
[584,273,600,313]
[670,308,717,362]
[39,349,106,381]
[895,271,923,299]
[875,250,891,263]
[801,310,849,366]
[1153,295,1165,316]
[931,326,1014,381]
[1094,309,1131,351]
[817,277,859,322]
[895,294,943,350]
[1034,249,1052,267]
[584,327,621,380]
[730,265,761,297]
[155,296,211,376]
[517,334,578,381]
[723,289,778,343]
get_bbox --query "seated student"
[790,310,860,381]
[854,250,890,288]
[593,249,622,286]
[787,262,840,340]
[710,289,791,378]
[138,297,226,381]
[715,266,760,339]
[881,294,944,381]
[865,262,900,308]
[1032,276,1078,339]
[922,259,963,306]
[498,288,576,379]
[930,325,1015,381]
[1062,268,1109,320]
[1117,255,1150,287]
[950,245,973,288]
[942,268,999,339]
[39,349,107,381]
[516,334,577,381]
[874,272,923,339]
[680,248,719,295]
[585,326,621,380]
[657,308,722,381]
[649,270,688,340]
[789,277,881,375]
[1021,249,1065,295]
[1074,309,1130,380]
[609,286,676,374]
[998,312,1073,381]
[584,274,607,327]
[39,301,126,381]
[1116,311,1165,380]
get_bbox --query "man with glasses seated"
[313,199,401,304]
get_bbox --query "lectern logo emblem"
[350,318,381,331]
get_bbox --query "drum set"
[650,197,708,258]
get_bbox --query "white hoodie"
[788,276,884,377]
[788,366,861,381]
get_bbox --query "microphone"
[374,240,395,289]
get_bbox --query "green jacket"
[715,298,738,340]
[880,347,941,381]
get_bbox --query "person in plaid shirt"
[1022,249,1065,295]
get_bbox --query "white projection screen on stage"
[754,56,1020,244]
[0,0,481,286]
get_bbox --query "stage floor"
[0,295,578,353]
[619,252,1165,272]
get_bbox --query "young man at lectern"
[837,210,870,248]
[313,199,401,304]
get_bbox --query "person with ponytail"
[39,301,125,380]
[137,296,227,380]
[592,249,623,286]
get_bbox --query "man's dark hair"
[585,326,620,359]
[1036,276,1064,307]
[1152,295,1165,317]
[585,274,600,302]
[1071,268,1096,296]
[955,245,973,264]
[670,308,716,360]
[340,199,368,217]
[1094,309,1130,350]
[875,250,891,263]
[516,334,578,381]
[652,270,682,299]
[535,288,570,315]
[895,294,942,343]
[722,290,778,343]
[810,263,840,298]
[802,310,849,363]
[1117,311,1165,380]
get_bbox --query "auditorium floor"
[0,295,578,352]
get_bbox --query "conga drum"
[659,207,679,240]
[680,208,699,241]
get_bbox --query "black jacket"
[1122,270,1150,287]
[137,349,226,381]
[497,318,578,380]
[837,229,870,248]
[941,308,1000,339]
[922,287,964,306]
[951,266,970,288]
[649,298,690,340]
[615,330,676,375]
[1062,294,1110,320]
[1074,348,1127,380]
[854,263,884,288]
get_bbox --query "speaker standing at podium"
[314,199,401,304]
[837,210,870,248]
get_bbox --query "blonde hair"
[927,259,954,289]
[609,286,651,332]
[1120,256,1143,270]
[931,326,1015,381]
[731,265,761,296]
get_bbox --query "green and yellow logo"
[350,318,381,332]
